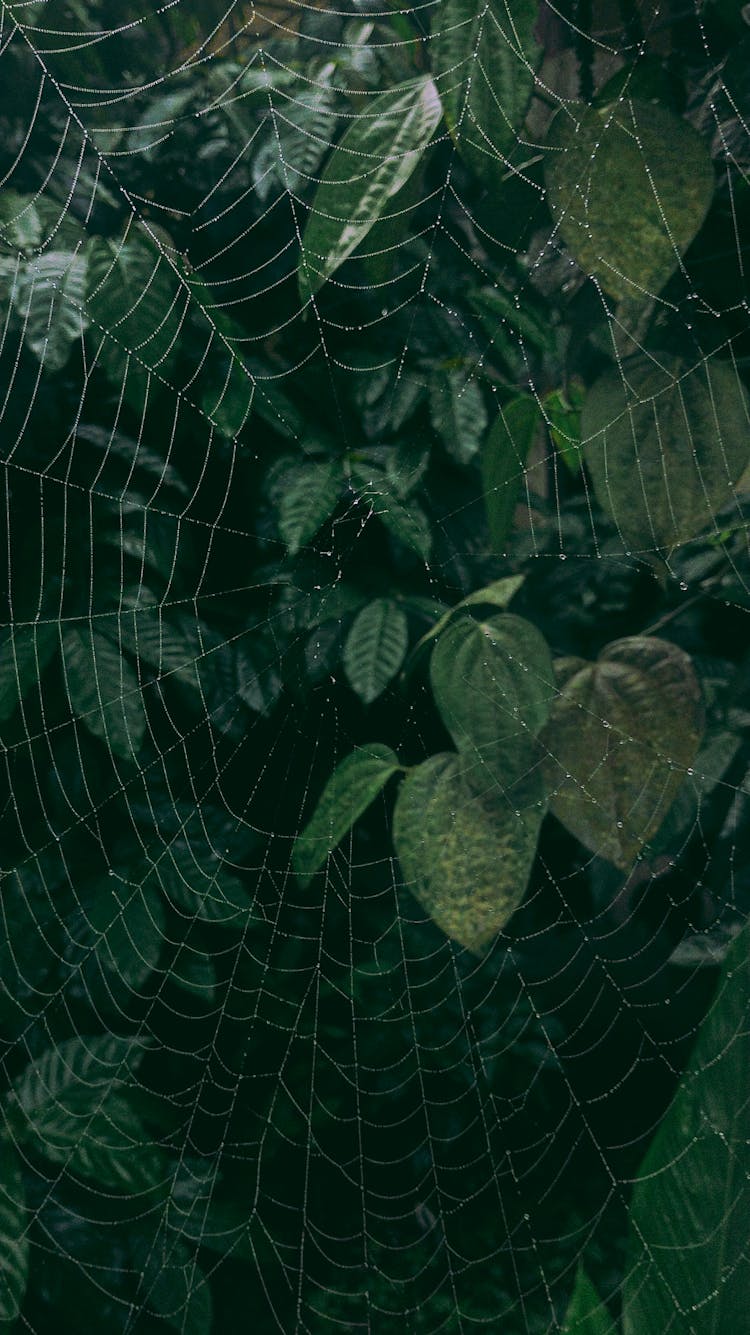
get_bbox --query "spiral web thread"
[0,1,748,1331]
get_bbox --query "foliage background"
[0,0,749,1330]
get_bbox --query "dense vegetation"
[0,0,749,1330]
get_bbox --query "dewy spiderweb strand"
[0,1,749,1332]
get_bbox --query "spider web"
[0,1,749,1331]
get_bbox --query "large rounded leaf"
[430,612,554,790]
[581,353,750,549]
[545,100,714,301]
[298,77,442,299]
[542,636,704,869]
[393,753,544,953]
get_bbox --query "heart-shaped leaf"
[542,636,704,869]
[581,352,750,550]
[430,612,554,791]
[393,753,545,953]
[545,99,714,301]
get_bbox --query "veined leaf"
[0,621,58,723]
[299,76,441,298]
[545,99,714,301]
[562,1268,615,1333]
[351,463,432,559]
[13,249,89,372]
[147,838,253,925]
[431,0,540,191]
[430,369,488,465]
[278,460,342,555]
[408,575,525,669]
[343,598,408,704]
[63,879,165,1005]
[133,1237,213,1335]
[11,1035,149,1117]
[623,920,750,1333]
[393,753,544,953]
[581,352,750,550]
[0,1138,28,1323]
[62,627,147,760]
[293,743,402,884]
[542,636,704,869]
[430,611,554,792]
[481,395,540,549]
[171,946,216,1002]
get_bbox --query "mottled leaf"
[581,352,750,549]
[293,743,402,884]
[430,612,554,791]
[299,77,441,298]
[393,753,544,953]
[623,921,750,1333]
[545,100,714,301]
[542,636,704,869]
[343,598,408,704]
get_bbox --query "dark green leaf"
[0,622,58,723]
[13,249,89,372]
[545,100,714,301]
[351,463,432,559]
[86,231,184,397]
[293,743,402,884]
[299,77,441,298]
[133,1237,213,1335]
[430,370,488,465]
[63,878,165,1004]
[147,838,253,925]
[430,612,554,791]
[542,636,705,869]
[562,1267,615,1333]
[431,0,540,191]
[623,921,750,1333]
[277,460,342,555]
[581,352,750,549]
[343,598,408,704]
[0,1138,28,1323]
[171,946,216,1002]
[62,627,147,760]
[393,753,545,953]
[481,395,540,550]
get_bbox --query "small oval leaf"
[343,598,408,704]
[581,352,750,550]
[293,743,402,884]
[393,753,544,953]
[545,99,714,300]
[542,636,704,869]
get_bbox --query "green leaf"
[351,463,432,559]
[623,920,750,1333]
[0,1138,28,1323]
[0,622,58,723]
[11,1035,161,1193]
[292,743,402,884]
[277,460,342,555]
[544,381,585,473]
[431,0,540,191]
[133,1237,213,1335]
[430,612,554,791]
[63,878,165,1005]
[147,838,253,925]
[393,753,545,953]
[542,636,705,870]
[86,230,184,399]
[171,946,216,1002]
[62,627,147,761]
[13,249,89,372]
[299,76,442,298]
[430,370,488,465]
[581,352,750,550]
[343,598,408,704]
[108,606,202,692]
[545,100,714,301]
[481,395,540,549]
[562,1267,615,1333]
[408,575,525,669]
